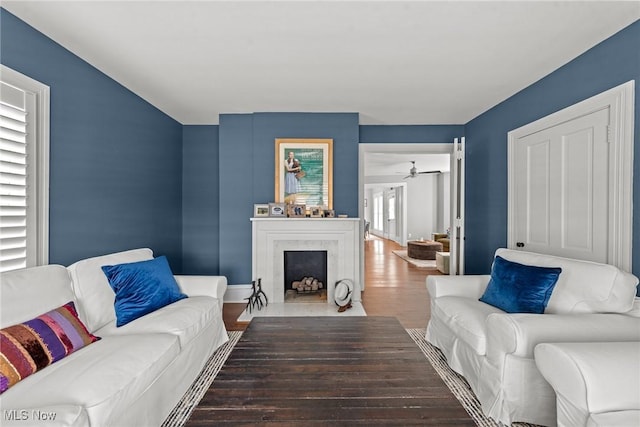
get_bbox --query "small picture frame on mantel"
[254,204,270,217]
[287,203,306,218]
[309,206,323,218]
[269,202,286,217]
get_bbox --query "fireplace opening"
[284,250,328,302]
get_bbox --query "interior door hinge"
[455,150,464,160]
[606,125,614,143]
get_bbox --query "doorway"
[359,143,460,290]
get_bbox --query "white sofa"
[0,248,228,427]
[426,248,640,426]
[535,341,640,427]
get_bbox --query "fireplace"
[284,250,328,302]
[251,218,361,305]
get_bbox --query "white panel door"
[384,188,397,242]
[513,108,609,262]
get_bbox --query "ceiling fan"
[403,161,441,179]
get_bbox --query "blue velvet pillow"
[101,256,187,327]
[479,255,562,314]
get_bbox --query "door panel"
[520,139,551,246]
[514,108,609,262]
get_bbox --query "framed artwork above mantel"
[275,138,333,209]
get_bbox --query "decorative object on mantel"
[253,204,269,217]
[309,206,324,218]
[334,279,354,312]
[275,138,333,208]
[338,214,348,218]
[268,202,286,217]
[286,203,306,218]
[244,278,268,313]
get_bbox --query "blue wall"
[218,113,360,284]
[182,126,220,274]
[464,21,640,276]
[1,9,184,270]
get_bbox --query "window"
[373,193,383,230]
[0,66,49,272]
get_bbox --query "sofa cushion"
[95,296,217,348]
[68,248,154,332]
[0,302,100,393]
[1,265,75,328]
[101,256,187,327]
[0,333,179,426]
[495,248,638,314]
[433,296,503,355]
[480,255,561,313]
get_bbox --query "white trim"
[224,284,253,303]
[1,65,50,266]
[507,80,634,271]
[450,137,465,275]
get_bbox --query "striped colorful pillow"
[0,301,100,394]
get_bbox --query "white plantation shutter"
[0,67,49,272]
[0,89,31,271]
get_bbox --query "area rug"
[161,331,243,427]
[393,249,438,268]
[164,328,538,427]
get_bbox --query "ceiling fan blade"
[417,170,442,174]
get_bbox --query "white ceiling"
[3,1,639,126]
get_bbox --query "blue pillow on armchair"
[102,256,187,327]
[480,255,562,314]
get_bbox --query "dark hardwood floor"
[187,316,473,426]
[223,235,441,331]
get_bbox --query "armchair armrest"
[426,274,491,299]
[174,275,227,312]
[486,312,640,362]
[534,341,640,425]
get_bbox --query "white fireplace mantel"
[251,218,361,304]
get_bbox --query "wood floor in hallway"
[223,235,441,330]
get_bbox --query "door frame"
[507,80,634,271]
[359,143,455,289]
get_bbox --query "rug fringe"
[162,330,243,427]
[406,328,540,427]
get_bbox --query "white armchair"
[535,341,640,427]
[426,248,640,426]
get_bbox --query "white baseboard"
[224,284,253,303]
